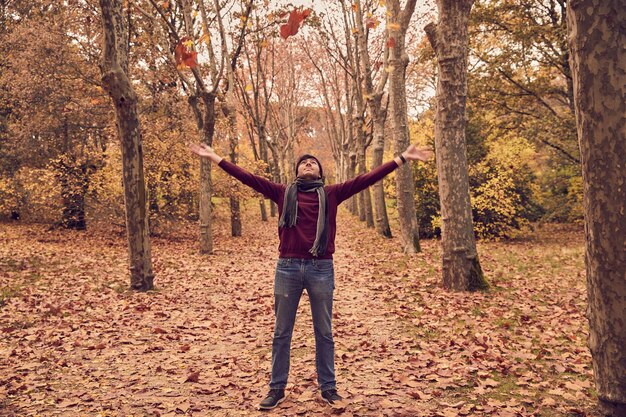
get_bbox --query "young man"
[189,143,433,410]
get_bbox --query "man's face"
[297,157,321,180]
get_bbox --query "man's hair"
[295,154,323,179]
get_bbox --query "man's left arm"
[331,144,433,204]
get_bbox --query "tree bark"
[425,0,487,290]
[225,104,242,237]
[98,0,154,291]
[347,151,358,215]
[222,55,242,236]
[199,91,216,254]
[567,2,626,415]
[355,116,371,225]
[371,112,392,237]
[388,0,420,253]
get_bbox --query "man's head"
[296,154,323,180]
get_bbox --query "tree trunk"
[567,2,626,415]
[371,110,392,237]
[355,117,367,223]
[347,152,358,215]
[199,92,216,254]
[260,134,276,218]
[356,128,374,227]
[353,0,391,237]
[258,197,268,221]
[388,0,420,253]
[58,160,88,231]
[224,102,241,237]
[425,0,487,291]
[98,0,154,291]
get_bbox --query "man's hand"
[189,143,223,164]
[394,144,434,166]
[403,144,434,162]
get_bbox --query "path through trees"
[0,207,595,416]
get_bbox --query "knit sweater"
[218,159,399,259]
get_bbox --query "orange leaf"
[175,36,198,69]
[366,17,379,29]
[279,8,311,40]
[185,371,200,383]
[387,37,396,48]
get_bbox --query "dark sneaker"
[259,389,286,410]
[321,389,343,405]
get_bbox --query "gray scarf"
[279,178,329,257]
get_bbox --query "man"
[189,143,433,410]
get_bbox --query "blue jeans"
[269,258,336,392]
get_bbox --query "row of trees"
[0,1,583,239]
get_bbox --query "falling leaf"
[174,36,198,69]
[387,37,396,48]
[279,8,311,40]
[366,17,380,29]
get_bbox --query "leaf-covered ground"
[0,206,597,416]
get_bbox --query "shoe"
[321,388,343,405]
[259,389,286,410]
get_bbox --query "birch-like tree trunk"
[354,0,391,237]
[98,0,154,290]
[199,92,216,254]
[388,0,420,252]
[425,0,487,290]
[225,102,241,236]
[214,0,242,238]
[567,2,626,415]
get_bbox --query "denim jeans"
[269,257,336,392]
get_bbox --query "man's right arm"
[189,143,283,203]
[218,159,283,203]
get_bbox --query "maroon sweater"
[218,159,399,259]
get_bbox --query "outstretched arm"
[189,143,283,203]
[332,144,434,204]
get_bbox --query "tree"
[469,0,582,223]
[387,0,420,252]
[470,0,577,164]
[353,0,392,237]
[98,0,154,291]
[146,0,251,252]
[234,10,276,221]
[567,1,626,415]
[311,8,360,215]
[0,1,111,227]
[425,0,487,290]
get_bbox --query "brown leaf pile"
[0,209,597,416]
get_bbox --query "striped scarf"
[278,178,329,257]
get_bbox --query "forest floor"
[0,204,597,417]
